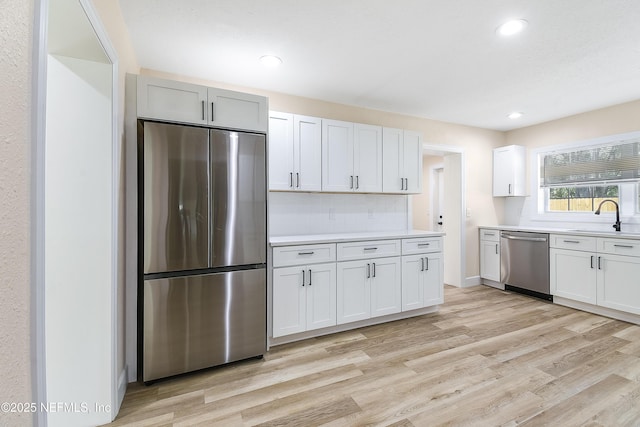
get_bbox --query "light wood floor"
[106,285,640,426]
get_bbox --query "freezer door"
[142,268,266,382]
[210,129,266,267]
[143,122,210,274]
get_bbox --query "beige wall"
[506,99,640,149]
[0,0,33,425]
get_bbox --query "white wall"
[270,192,409,236]
[45,54,114,426]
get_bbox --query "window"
[531,131,640,222]
[547,185,619,212]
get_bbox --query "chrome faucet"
[594,199,621,232]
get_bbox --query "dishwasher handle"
[500,233,548,243]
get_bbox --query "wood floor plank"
[105,285,640,427]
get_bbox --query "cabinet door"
[137,75,208,125]
[207,87,268,132]
[306,262,337,331]
[294,115,322,192]
[403,130,423,194]
[322,120,354,192]
[382,127,404,193]
[370,257,401,318]
[549,248,597,304]
[493,145,525,196]
[272,267,306,337]
[480,240,501,282]
[423,253,444,306]
[353,123,383,192]
[597,254,640,315]
[401,255,424,311]
[268,112,295,190]
[336,260,370,324]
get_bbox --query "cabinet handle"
[367,263,370,279]
[289,172,293,188]
[372,262,376,278]
[563,240,581,244]
[201,100,205,120]
[405,178,408,191]
[417,243,431,247]
[484,232,496,236]
[495,244,498,255]
[308,269,312,286]
[350,175,354,189]
[598,256,602,270]
[211,102,214,121]
[590,255,595,269]
[614,244,634,249]
[296,172,300,188]
[400,177,404,190]
[302,269,305,287]
[356,175,359,190]
[425,257,429,271]
[364,247,378,251]
[298,251,315,255]
[421,257,424,271]
[508,184,512,194]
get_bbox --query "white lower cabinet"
[597,253,640,315]
[550,234,640,316]
[272,262,336,338]
[336,257,401,324]
[401,252,444,311]
[550,248,597,304]
[479,229,501,282]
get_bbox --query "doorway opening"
[412,145,465,288]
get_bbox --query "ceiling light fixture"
[496,19,528,36]
[508,111,523,119]
[259,55,282,67]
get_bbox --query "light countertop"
[270,229,444,246]
[480,225,640,239]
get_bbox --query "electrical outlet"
[466,208,471,218]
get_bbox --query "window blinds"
[541,140,640,187]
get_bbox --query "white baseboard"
[116,365,128,414]
[554,297,640,325]
[464,276,482,288]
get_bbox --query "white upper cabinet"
[322,119,355,192]
[322,120,383,192]
[493,145,526,196]
[207,87,268,132]
[137,75,208,125]
[268,112,322,191]
[136,75,267,132]
[382,128,423,193]
[353,123,383,193]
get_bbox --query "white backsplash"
[269,192,409,236]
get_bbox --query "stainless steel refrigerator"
[139,121,266,383]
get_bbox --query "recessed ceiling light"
[496,19,528,36]
[259,55,282,67]
[508,111,523,119]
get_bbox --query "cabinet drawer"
[337,240,401,261]
[273,244,336,267]
[402,237,442,255]
[479,229,499,242]
[550,234,597,252]
[599,238,640,257]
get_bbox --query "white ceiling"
[118,0,640,131]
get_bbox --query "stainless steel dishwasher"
[500,231,552,301]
